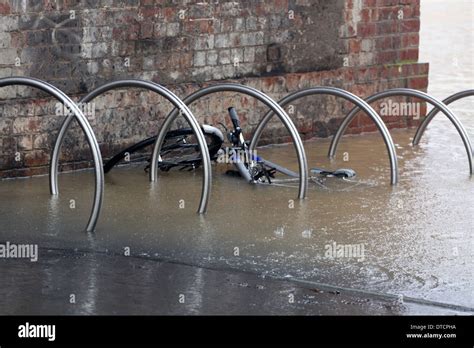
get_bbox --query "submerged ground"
[0,0,472,315]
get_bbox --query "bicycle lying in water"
[103,107,356,188]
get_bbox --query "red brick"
[25,150,49,167]
[348,39,361,53]
[112,27,124,40]
[376,21,397,35]
[0,2,10,14]
[254,3,266,16]
[401,33,419,48]
[162,7,175,21]
[261,76,280,93]
[10,32,26,48]
[399,48,418,61]
[184,20,214,35]
[363,0,377,8]
[400,19,420,33]
[274,0,289,11]
[343,23,357,38]
[378,7,398,21]
[376,50,398,64]
[375,36,393,50]
[199,20,215,34]
[126,24,140,40]
[412,62,429,75]
[343,68,355,82]
[399,0,419,6]
[377,0,399,6]
[285,74,302,91]
[139,22,154,39]
[392,35,401,48]
[412,5,420,17]
[141,7,160,18]
[408,76,428,90]
[358,113,377,127]
[358,23,376,37]
[401,6,419,19]
[360,9,371,23]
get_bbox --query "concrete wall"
[0,0,428,177]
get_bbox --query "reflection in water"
[183,216,216,313]
[46,196,60,237]
[82,232,98,314]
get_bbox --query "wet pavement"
[0,0,473,315]
[0,247,467,315]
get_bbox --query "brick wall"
[0,0,428,177]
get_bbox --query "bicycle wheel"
[104,127,223,173]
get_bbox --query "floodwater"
[0,0,472,314]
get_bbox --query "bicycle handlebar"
[228,107,241,130]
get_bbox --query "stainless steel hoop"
[413,89,474,145]
[0,77,104,232]
[150,83,308,200]
[249,86,399,185]
[329,88,474,175]
[50,79,212,214]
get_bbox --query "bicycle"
[103,107,356,186]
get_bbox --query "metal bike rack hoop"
[150,83,308,200]
[413,89,474,145]
[0,77,104,232]
[250,86,399,185]
[329,88,473,175]
[50,79,212,214]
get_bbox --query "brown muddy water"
[0,0,473,314]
